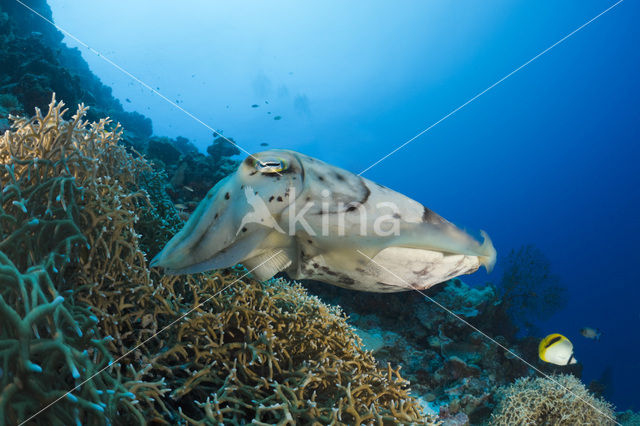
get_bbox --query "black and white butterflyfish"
[539,333,577,366]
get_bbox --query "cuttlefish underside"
[151,150,496,292]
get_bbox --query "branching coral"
[0,251,135,425]
[1,95,154,342]
[489,374,615,425]
[0,96,436,424]
[0,96,170,423]
[317,278,529,422]
[152,273,433,424]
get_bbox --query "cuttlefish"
[150,150,496,292]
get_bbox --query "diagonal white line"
[19,250,283,425]
[12,0,272,167]
[356,249,620,425]
[358,0,625,176]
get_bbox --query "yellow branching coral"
[0,95,169,424]
[489,374,615,426]
[152,273,434,424]
[0,96,436,425]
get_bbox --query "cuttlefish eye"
[256,158,287,173]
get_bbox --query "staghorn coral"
[1,94,155,344]
[151,273,435,425]
[309,278,528,423]
[0,95,171,423]
[489,374,615,425]
[0,96,436,424]
[0,251,133,425]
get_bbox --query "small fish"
[260,142,269,147]
[265,100,269,104]
[125,98,131,103]
[251,104,259,108]
[580,327,601,340]
[539,334,577,365]
[273,116,282,120]
[174,203,187,211]
[184,186,194,192]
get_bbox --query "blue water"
[49,0,639,410]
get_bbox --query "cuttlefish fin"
[243,250,293,281]
[477,230,497,272]
[163,227,272,275]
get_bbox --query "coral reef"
[0,97,436,424]
[305,278,530,423]
[0,93,22,131]
[489,374,616,425]
[0,1,240,221]
[0,97,164,424]
[0,1,152,139]
[301,246,583,422]
[0,5,620,421]
[617,410,640,425]
[157,273,434,424]
[147,135,241,211]
[0,251,133,425]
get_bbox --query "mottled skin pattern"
[151,150,496,292]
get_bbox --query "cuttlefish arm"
[150,175,273,274]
